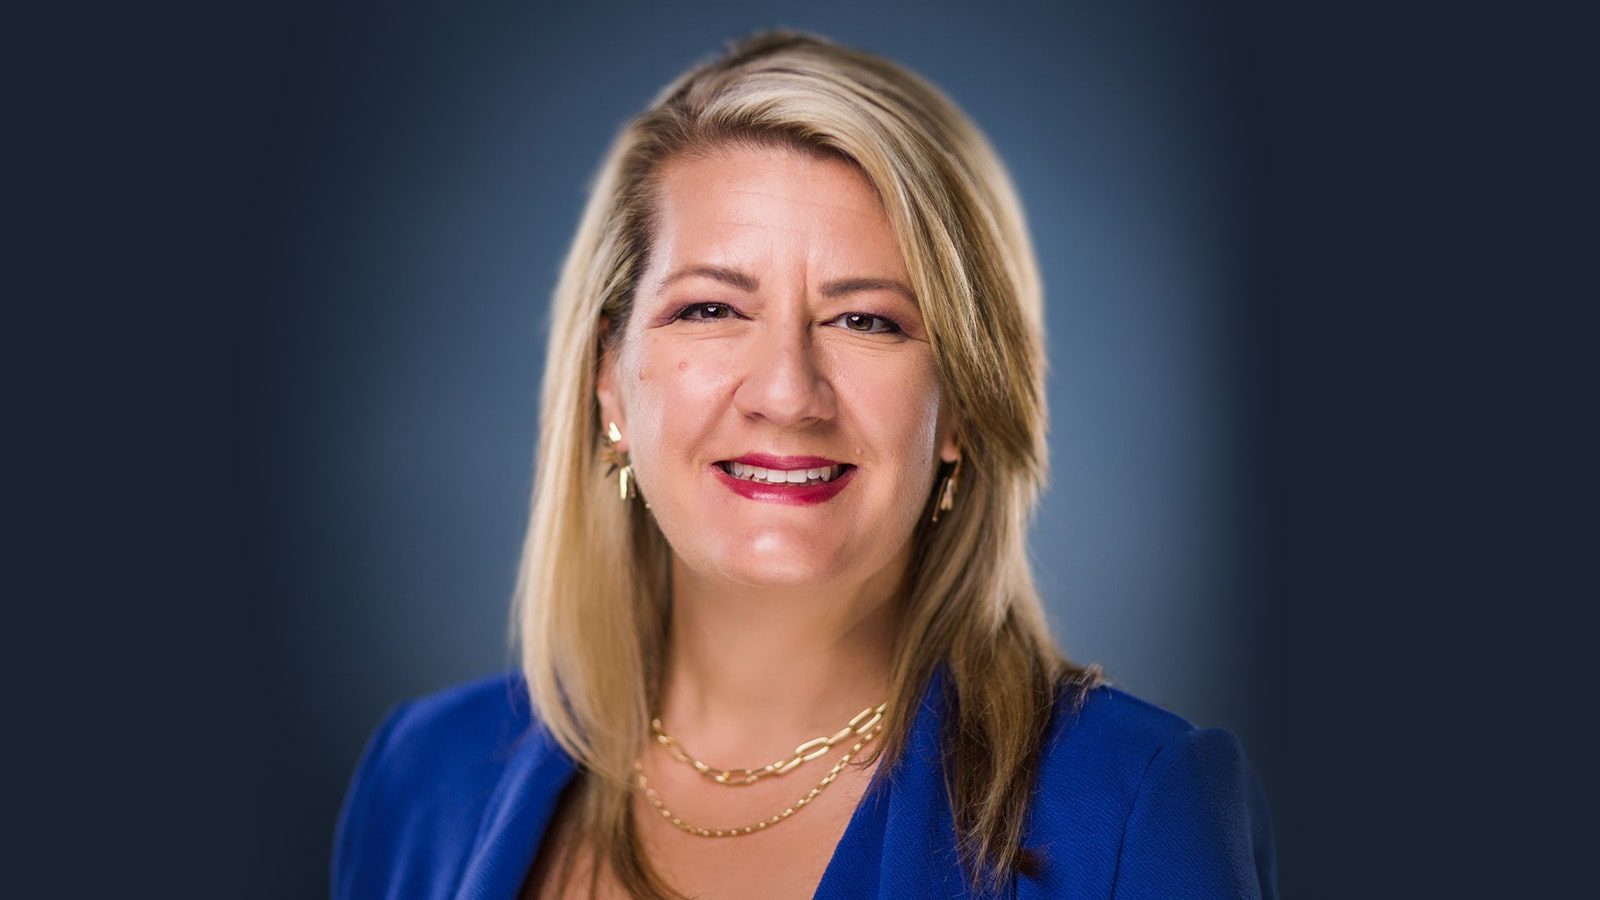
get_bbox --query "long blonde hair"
[510,28,1101,898]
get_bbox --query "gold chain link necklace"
[634,702,887,838]
[650,701,886,785]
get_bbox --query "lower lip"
[712,464,855,505]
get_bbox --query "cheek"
[837,353,943,457]
[622,342,731,444]
[640,352,726,401]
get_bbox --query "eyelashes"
[672,303,736,322]
[672,302,905,336]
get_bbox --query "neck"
[656,547,907,757]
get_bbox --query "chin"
[701,539,847,589]
[723,554,832,589]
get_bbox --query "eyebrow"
[657,264,917,304]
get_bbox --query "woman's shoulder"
[1024,680,1277,898]
[367,669,536,764]
[1048,680,1199,760]
[339,668,543,806]
[331,669,545,899]
[1030,681,1205,823]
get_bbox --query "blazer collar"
[452,663,958,900]
[451,700,578,900]
[813,661,972,898]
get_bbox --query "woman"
[333,29,1276,900]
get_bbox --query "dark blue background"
[247,3,1267,891]
[17,2,1586,898]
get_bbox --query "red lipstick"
[712,454,856,506]
[726,453,845,469]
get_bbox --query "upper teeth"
[725,462,843,484]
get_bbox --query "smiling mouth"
[715,461,854,484]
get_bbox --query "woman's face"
[597,143,959,591]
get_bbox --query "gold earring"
[602,420,637,501]
[931,453,962,523]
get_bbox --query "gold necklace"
[650,701,886,785]
[634,706,887,838]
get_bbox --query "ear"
[595,314,627,452]
[937,404,962,465]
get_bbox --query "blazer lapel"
[451,716,578,900]
[816,664,972,898]
[451,665,965,900]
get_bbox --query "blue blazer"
[333,664,1277,898]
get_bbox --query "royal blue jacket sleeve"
[1109,727,1277,899]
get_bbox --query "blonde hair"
[510,28,1101,898]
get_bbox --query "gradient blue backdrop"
[21,0,1581,897]
[18,0,1580,890]
[246,2,1267,895]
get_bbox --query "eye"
[673,302,737,322]
[832,312,903,335]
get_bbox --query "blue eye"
[835,313,903,335]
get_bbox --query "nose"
[732,313,837,428]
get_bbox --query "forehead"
[650,144,905,272]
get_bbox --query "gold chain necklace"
[634,703,887,838]
[650,701,886,785]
